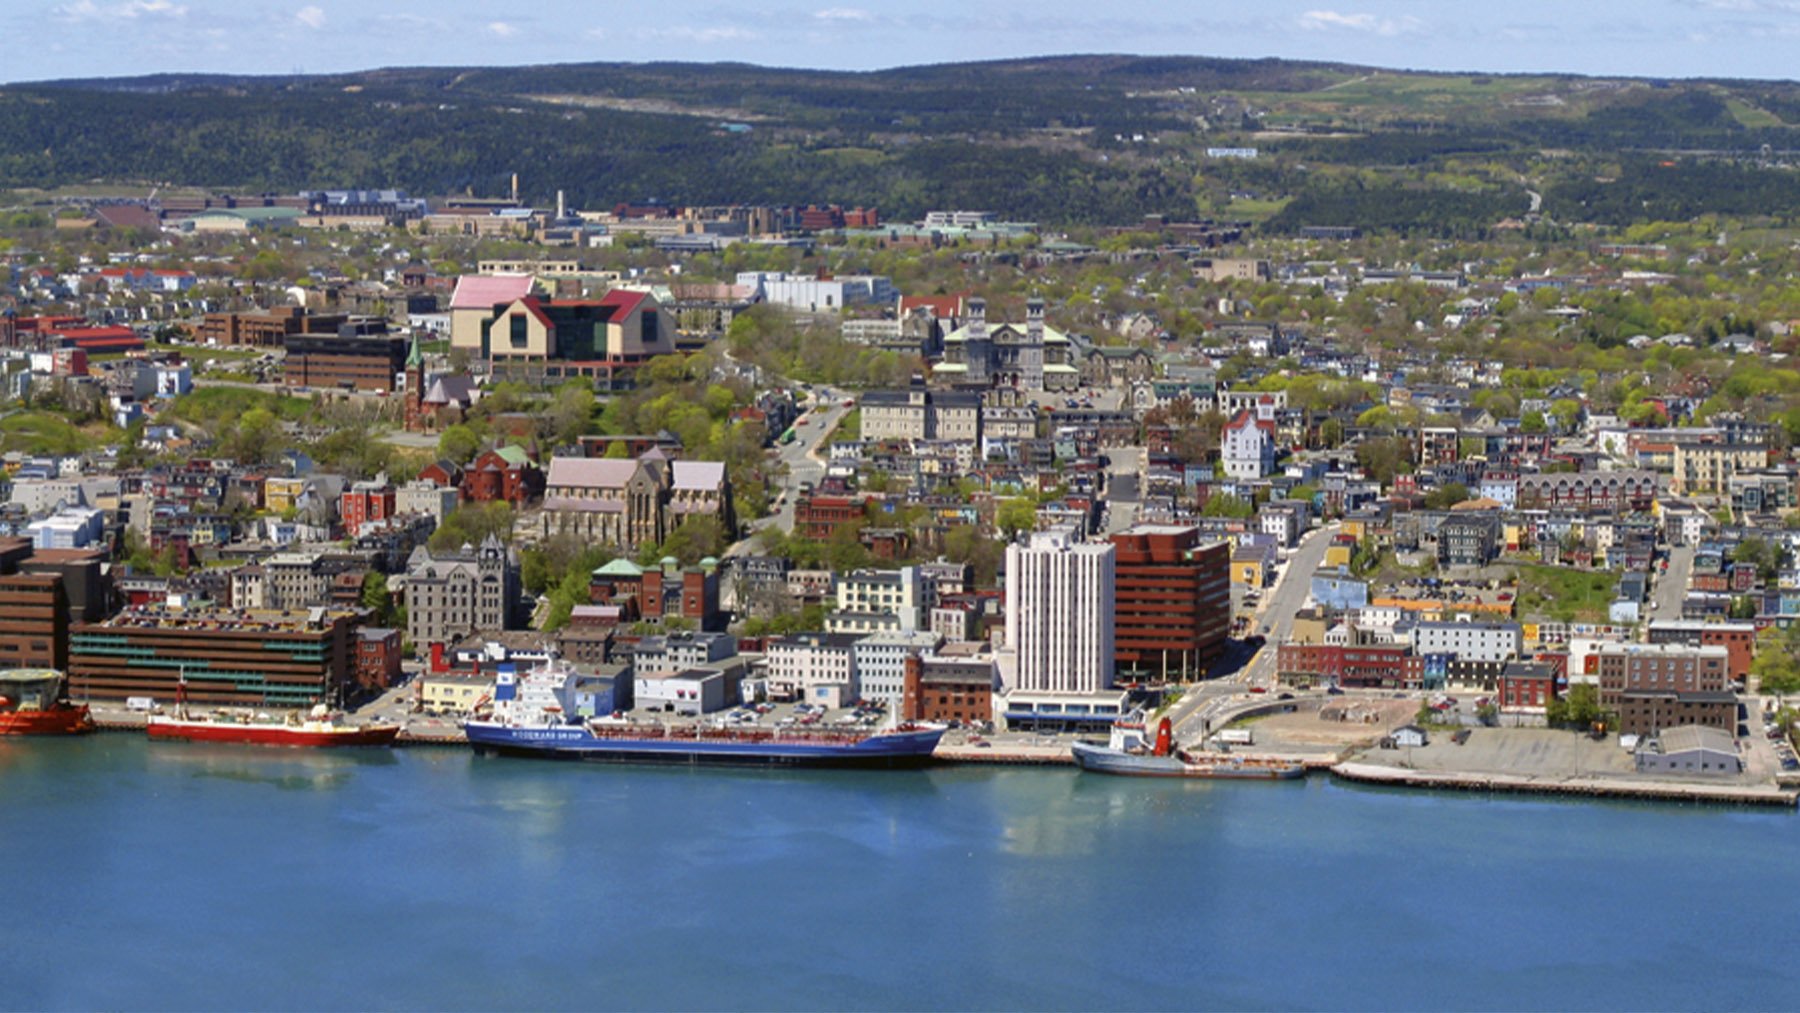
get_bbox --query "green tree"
[1520,411,1548,434]
[359,571,398,626]
[1424,482,1470,510]
[1546,683,1605,729]
[659,515,727,567]
[943,524,1003,587]
[437,424,481,464]
[996,497,1038,539]
[1752,631,1800,703]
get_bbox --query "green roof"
[495,445,531,466]
[593,558,644,577]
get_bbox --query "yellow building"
[263,477,307,514]
[1673,442,1769,495]
[420,673,492,715]
[1324,543,1354,569]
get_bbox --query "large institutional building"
[1110,525,1230,681]
[933,297,1080,392]
[1004,529,1115,694]
[402,535,519,651]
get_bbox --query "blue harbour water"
[3,734,1797,1011]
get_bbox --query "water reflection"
[145,740,396,792]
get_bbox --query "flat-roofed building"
[1110,525,1229,681]
[69,607,358,707]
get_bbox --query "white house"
[1221,397,1277,480]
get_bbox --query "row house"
[1516,471,1657,513]
[1276,643,1422,690]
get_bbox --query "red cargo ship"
[148,703,399,748]
[0,670,95,736]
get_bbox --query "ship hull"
[1070,741,1304,780]
[465,722,945,768]
[147,719,400,748]
[0,703,95,736]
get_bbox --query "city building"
[853,630,942,710]
[1634,724,1741,773]
[0,573,68,671]
[1004,530,1115,694]
[69,607,358,707]
[1411,621,1523,664]
[538,455,733,553]
[1110,525,1229,681]
[402,535,519,651]
[284,322,408,392]
[902,642,998,726]
[764,632,863,702]
[354,627,402,692]
[1646,620,1757,683]
[933,298,1080,392]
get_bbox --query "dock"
[1331,761,1800,808]
[935,742,1075,765]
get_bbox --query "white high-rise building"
[1005,530,1116,693]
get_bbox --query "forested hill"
[10,54,1800,232]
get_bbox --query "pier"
[1331,761,1800,808]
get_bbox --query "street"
[725,387,849,557]
[1166,521,1340,741]
[1648,543,1695,622]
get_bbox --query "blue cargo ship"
[462,659,945,768]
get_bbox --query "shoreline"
[76,715,1800,805]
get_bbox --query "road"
[1649,543,1694,622]
[724,387,850,558]
[1166,521,1340,741]
[1101,446,1143,535]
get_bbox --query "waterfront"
[5,736,1800,1011]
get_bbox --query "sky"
[6,0,1800,84]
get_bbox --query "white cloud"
[53,0,188,21]
[294,5,325,29]
[814,7,874,21]
[650,25,760,43]
[1297,9,1423,36]
[487,20,519,38]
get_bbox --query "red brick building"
[1646,621,1756,682]
[793,493,866,540]
[1110,525,1230,681]
[901,653,994,726]
[460,448,542,507]
[339,478,397,535]
[1278,644,1421,689]
[354,627,402,692]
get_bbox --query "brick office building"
[284,322,408,392]
[1110,525,1230,681]
[68,607,358,707]
[0,573,69,671]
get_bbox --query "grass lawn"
[0,411,123,455]
[1513,564,1619,623]
[170,386,312,425]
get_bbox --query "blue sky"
[7,0,1800,84]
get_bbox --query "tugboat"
[0,670,95,736]
[1070,712,1304,780]
[146,676,398,748]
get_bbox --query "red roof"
[899,293,966,319]
[597,288,648,319]
[509,296,556,330]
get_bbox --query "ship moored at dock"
[1070,713,1304,780]
[463,658,945,767]
[0,669,95,736]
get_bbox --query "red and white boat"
[0,670,95,736]
[148,703,399,748]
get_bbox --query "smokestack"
[557,189,566,220]
[511,173,519,203]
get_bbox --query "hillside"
[8,55,1800,230]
